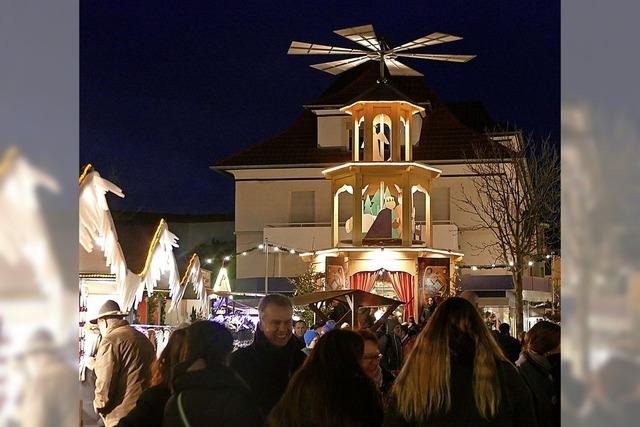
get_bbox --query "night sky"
[80,1,559,214]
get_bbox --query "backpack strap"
[177,392,192,427]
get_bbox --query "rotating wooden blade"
[287,41,368,55]
[333,24,381,52]
[392,32,463,53]
[395,53,476,63]
[310,56,371,75]
[384,58,423,76]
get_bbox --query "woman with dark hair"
[384,297,536,427]
[268,329,383,427]
[163,321,263,427]
[117,327,187,426]
[358,329,395,407]
[516,321,561,427]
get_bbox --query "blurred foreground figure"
[0,149,77,426]
[230,294,305,416]
[268,329,383,427]
[163,321,263,427]
[385,297,536,427]
[516,321,560,427]
[91,300,155,427]
[13,329,76,427]
[582,356,640,427]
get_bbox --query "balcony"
[420,220,460,251]
[263,222,335,252]
[264,220,459,252]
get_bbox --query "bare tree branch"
[454,132,560,333]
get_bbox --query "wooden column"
[363,106,374,161]
[425,181,432,246]
[392,104,401,161]
[331,183,339,247]
[405,112,412,162]
[402,171,413,246]
[352,173,363,246]
[353,116,360,162]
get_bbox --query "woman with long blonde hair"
[384,297,536,427]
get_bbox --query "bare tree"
[456,132,560,334]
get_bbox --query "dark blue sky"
[81,1,559,214]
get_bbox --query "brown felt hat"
[89,299,128,324]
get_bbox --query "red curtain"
[350,271,377,292]
[388,271,414,321]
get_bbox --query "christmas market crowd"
[82,293,565,427]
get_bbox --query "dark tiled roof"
[343,80,420,107]
[113,212,210,275]
[113,219,159,275]
[216,62,508,167]
[306,62,438,107]
[445,101,501,133]
[216,110,351,167]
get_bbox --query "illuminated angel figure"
[373,118,392,161]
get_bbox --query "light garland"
[198,240,309,266]
[455,254,556,271]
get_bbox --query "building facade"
[215,62,549,324]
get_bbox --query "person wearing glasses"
[359,329,396,407]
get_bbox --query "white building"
[214,62,550,324]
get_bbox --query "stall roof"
[292,289,402,307]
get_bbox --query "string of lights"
[202,241,305,266]
[454,253,556,271]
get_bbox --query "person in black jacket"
[268,329,384,427]
[117,327,187,426]
[496,323,522,364]
[516,320,560,427]
[163,321,262,427]
[230,294,305,417]
[384,297,536,427]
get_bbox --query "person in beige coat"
[91,300,155,427]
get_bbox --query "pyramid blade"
[396,53,476,63]
[334,24,380,52]
[392,32,463,53]
[310,56,371,75]
[384,59,423,76]
[287,41,368,55]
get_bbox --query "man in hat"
[91,300,155,427]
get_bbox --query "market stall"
[292,289,402,332]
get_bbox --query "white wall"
[230,162,516,279]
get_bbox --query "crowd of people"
[84,293,562,427]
